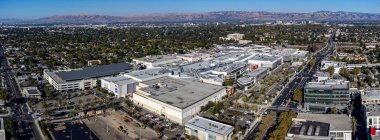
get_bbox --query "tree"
[327,66,335,76]
[352,67,361,76]
[41,101,47,109]
[339,68,350,79]
[293,88,303,103]
[234,125,241,132]
[352,117,357,134]
[308,57,316,66]
[0,89,7,100]
[78,99,83,105]
[4,118,15,136]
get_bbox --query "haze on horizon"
[0,0,379,19]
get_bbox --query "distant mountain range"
[2,11,380,24]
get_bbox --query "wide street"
[245,32,335,140]
[0,46,44,140]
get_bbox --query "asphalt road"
[0,46,44,140]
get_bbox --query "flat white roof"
[124,68,169,81]
[296,113,352,132]
[185,116,234,136]
[102,75,137,85]
[137,76,225,109]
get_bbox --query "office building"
[286,113,352,140]
[185,116,234,140]
[131,76,226,125]
[43,63,133,91]
[304,80,350,113]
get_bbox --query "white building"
[286,113,352,140]
[248,55,283,70]
[0,118,5,140]
[220,33,245,41]
[124,67,170,82]
[131,76,226,125]
[178,53,212,62]
[321,60,347,74]
[43,63,132,91]
[132,55,181,68]
[237,67,268,89]
[101,75,137,98]
[363,90,380,138]
[185,116,234,140]
[314,72,330,82]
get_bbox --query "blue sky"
[1,0,379,19]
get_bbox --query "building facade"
[43,63,132,91]
[131,76,226,125]
[100,75,137,98]
[303,80,350,113]
[248,55,283,70]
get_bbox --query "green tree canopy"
[327,66,335,76]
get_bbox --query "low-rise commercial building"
[185,116,234,140]
[304,80,350,113]
[101,75,137,98]
[365,103,380,138]
[363,91,380,138]
[321,61,347,74]
[220,33,245,41]
[44,63,133,91]
[248,55,283,70]
[314,72,330,82]
[362,90,380,104]
[22,87,42,99]
[131,76,226,125]
[132,55,181,68]
[286,113,352,140]
[124,67,170,82]
[237,67,268,88]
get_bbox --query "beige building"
[220,33,245,41]
[22,87,42,99]
[131,76,226,125]
[185,116,234,140]
[87,60,101,66]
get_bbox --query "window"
[191,129,198,136]
[208,134,216,140]
[375,118,378,125]
[330,132,336,137]
[336,132,343,138]
[370,118,373,125]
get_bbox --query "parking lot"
[84,111,158,140]
[49,120,99,140]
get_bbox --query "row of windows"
[330,132,344,138]
[304,94,350,98]
[369,117,380,125]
